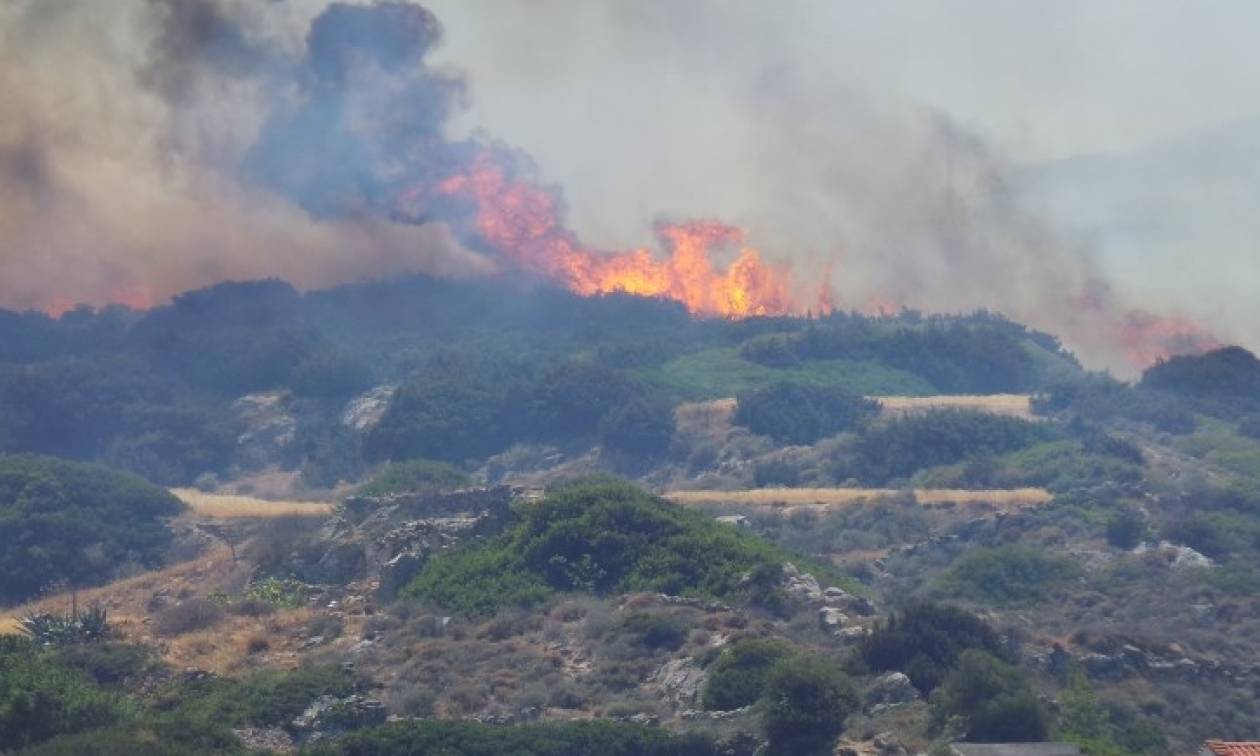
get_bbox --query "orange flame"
[409,150,805,318]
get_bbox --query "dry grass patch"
[666,487,1052,511]
[172,488,333,519]
[872,393,1036,420]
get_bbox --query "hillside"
[5,279,1260,754]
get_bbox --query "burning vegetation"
[398,149,810,318]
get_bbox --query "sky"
[1,0,1256,372]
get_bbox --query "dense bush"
[701,638,794,710]
[845,410,1055,483]
[941,545,1079,606]
[1163,515,1237,560]
[364,378,510,463]
[405,478,804,614]
[858,603,1005,694]
[1106,508,1148,550]
[303,719,716,756]
[161,664,354,731]
[0,454,184,604]
[734,383,879,445]
[932,650,1049,742]
[1141,346,1260,401]
[998,441,1144,493]
[738,318,1054,393]
[598,395,675,457]
[760,655,859,755]
[0,636,132,751]
[357,458,471,496]
[1035,377,1197,434]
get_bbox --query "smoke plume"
[0,0,1228,373]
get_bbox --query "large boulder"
[865,672,920,712]
[651,657,707,709]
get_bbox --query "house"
[1202,741,1260,756]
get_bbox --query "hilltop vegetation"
[0,276,1081,486]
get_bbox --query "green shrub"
[242,576,309,609]
[357,458,471,496]
[702,639,794,710]
[598,395,675,457]
[858,603,1004,694]
[940,545,1078,607]
[1000,441,1144,493]
[849,410,1055,483]
[50,643,153,686]
[0,636,133,751]
[761,655,860,755]
[401,538,553,615]
[405,477,817,615]
[734,383,879,445]
[1163,515,1239,560]
[1105,508,1147,550]
[165,664,353,730]
[1141,346,1260,400]
[932,650,1049,743]
[0,454,184,604]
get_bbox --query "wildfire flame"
[400,150,817,318]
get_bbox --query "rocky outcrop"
[865,672,920,712]
[233,391,298,469]
[780,563,877,616]
[650,657,707,709]
[340,385,397,432]
[305,487,516,595]
[290,694,386,743]
[819,606,849,634]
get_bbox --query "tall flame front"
[401,150,813,318]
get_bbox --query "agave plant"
[18,604,111,645]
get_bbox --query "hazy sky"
[1,0,1255,371]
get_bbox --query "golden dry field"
[172,488,334,518]
[665,486,1052,510]
[872,394,1036,420]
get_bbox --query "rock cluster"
[290,694,387,743]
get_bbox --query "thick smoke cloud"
[0,0,485,315]
[250,2,466,217]
[0,0,1238,373]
